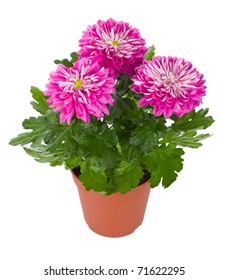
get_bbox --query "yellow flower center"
[112,40,119,46]
[74,79,83,89]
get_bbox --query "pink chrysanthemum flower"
[44,58,115,124]
[78,18,147,79]
[131,56,206,117]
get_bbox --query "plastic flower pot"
[71,170,151,237]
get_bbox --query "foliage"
[9,53,214,195]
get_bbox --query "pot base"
[87,224,139,238]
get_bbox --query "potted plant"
[9,18,214,237]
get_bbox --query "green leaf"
[113,161,143,194]
[44,124,72,152]
[54,58,73,68]
[130,124,156,152]
[42,111,77,153]
[115,74,132,95]
[97,128,118,148]
[109,95,137,119]
[23,147,64,166]
[129,114,167,152]
[172,108,214,131]
[22,116,46,129]
[30,86,49,115]
[160,130,211,148]
[9,116,47,146]
[71,122,119,168]
[123,145,142,163]
[54,52,79,68]
[9,108,80,167]
[144,45,155,60]
[79,160,109,192]
[144,144,184,188]
[9,132,41,146]
[65,156,82,170]
[79,170,108,192]
[70,52,79,63]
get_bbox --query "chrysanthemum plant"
[10,19,214,195]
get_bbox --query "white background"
[0,0,227,279]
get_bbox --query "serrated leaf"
[43,117,76,153]
[54,58,73,68]
[129,115,166,152]
[130,125,156,152]
[113,161,143,194]
[144,144,184,188]
[172,108,214,131]
[160,130,211,148]
[65,156,82,170]
[9,131,42,146]
[70,52,79,63]
[9,116,47,146]
[30,86,49,114]
[144,45,155,60]
[71,123,119,168]
[79,165,108,192]
[98,128,118,148]
[23,147,64,166]
[22,116,46,129]
[124,145,141,163]
[54,52,79,68]
[9,108,79,167]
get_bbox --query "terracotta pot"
[71,170,151,237]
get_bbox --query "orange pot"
[71,171,151,237]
